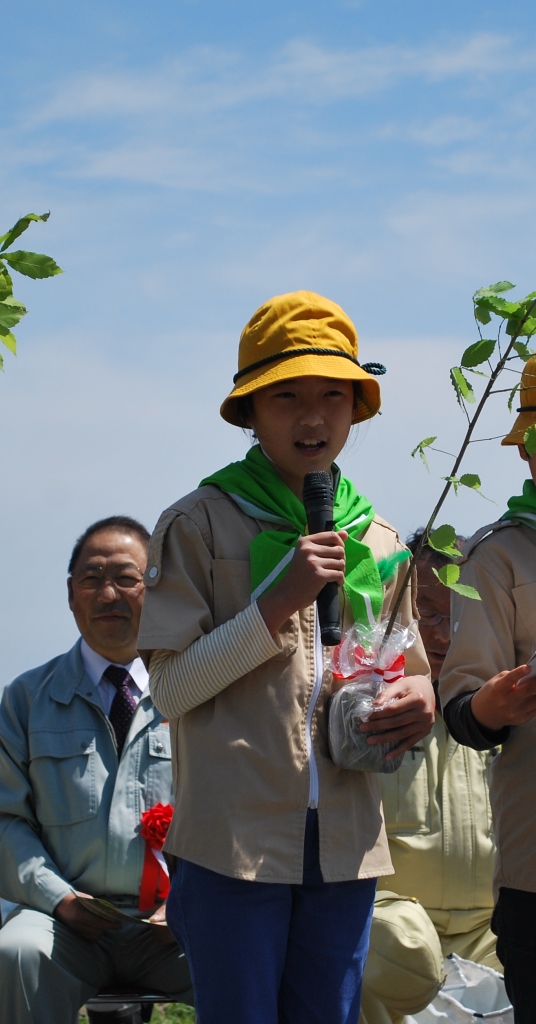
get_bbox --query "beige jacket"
[138,485,429,884]
[440,519,536,896]
[378,715,495,913]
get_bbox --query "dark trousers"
[493,887,536,1023]
[166,809,377,1024]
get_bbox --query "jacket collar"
[49,639,159,737]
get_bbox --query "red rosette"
[138,803,173,913]
[140,802,173,850]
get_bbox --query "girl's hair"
[235,382,365,428]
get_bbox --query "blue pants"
[166,810,376,1024]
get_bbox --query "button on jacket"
[138,485,430,885]
[0,639,173,913]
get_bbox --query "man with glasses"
[359,530,498,1024]
[0,517,193,1024]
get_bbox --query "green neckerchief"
[500,478,536,532]
[200,444,384,627]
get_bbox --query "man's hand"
[258,531,348,636]
[147,901,177,946]
[471,664,536,731]
[359,675,435,760]
[54,892,121,943]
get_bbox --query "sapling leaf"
[429,524,460,558]
[507,316,536,338]
[443,476,460,495]
[461,339,496,367]
[450,367,475,405]
[474,305,491,325]
[2,250,63,280]
[476,296,521,317]
[0,325,17,354]
[0,212,50,253]
[0,297,26,329]
[513,341,535,361]
[459,473,481,489]
[0,263,13,301]
[410,436,437,472]
[524,424,536,458]
[432,565,481,599]
[473,282,515,298]
[508,382,520,412]
[458,473,495,502]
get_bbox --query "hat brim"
[220,354,381,426]
[502,410,536,445]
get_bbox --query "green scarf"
[501,479,536,532]
[200,444,386,626]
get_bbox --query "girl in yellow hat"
[138,290,434,1024]
[440,355,536,1023]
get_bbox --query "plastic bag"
[407,953,513,1023]
[328,618,417,773]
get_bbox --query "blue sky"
[2,0,536,680]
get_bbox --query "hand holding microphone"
[256,471,345,640]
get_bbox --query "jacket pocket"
[381,748,431,835]
[29,730,97,826]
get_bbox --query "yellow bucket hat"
[220,290,384,426]
[502,355,536,445]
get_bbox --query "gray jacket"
[0,640,173,914]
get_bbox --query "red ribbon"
[332,649,406,683]
[138,803,173,913]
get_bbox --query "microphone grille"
[302,471,333,507]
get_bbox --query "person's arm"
[439,539,536,747]
[0,682,118,940]
[145,517,349,717]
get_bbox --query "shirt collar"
[80,638,148,693]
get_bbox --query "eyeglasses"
[419,613,449,627]
[70,567,144,592]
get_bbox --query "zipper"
[305,607,323,808]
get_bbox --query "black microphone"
[302,471,342,646]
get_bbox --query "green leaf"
[0,212,50,253]
[459,473,481,489]
[474,305,491,325]
[513,341,535,361]
[2,250,62,279]
[0,325,17,354]
[524,424,536,458]
[450,366,475,405]
[410,436,437,472]
[0,297,26,329]
[506,316,536,338]
[473,281,515,298]
[461,339,496,368]
[428,524,460,558]
[432,564,482,599]
[476,296,521,317]
[0,263,13,301]
[508,382,520,412]
[443,475,460,495]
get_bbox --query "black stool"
[86,990,188,1023]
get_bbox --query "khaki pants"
[359,895,497,1024]
[0,907,193,1024]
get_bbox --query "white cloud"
[28,33,536,127]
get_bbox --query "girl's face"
[248,375,355,498]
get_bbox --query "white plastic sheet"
[407,954,513,1023]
